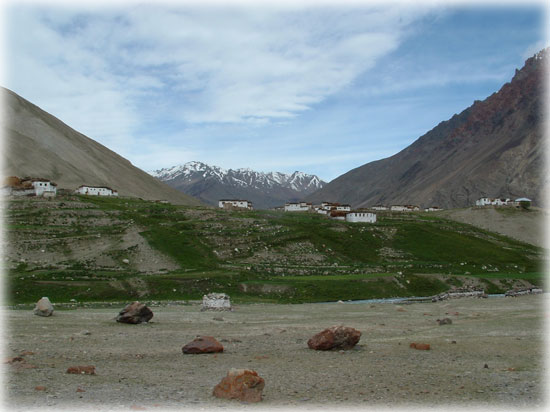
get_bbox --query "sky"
[2,0,548,182]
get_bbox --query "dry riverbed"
[3,295,547,411]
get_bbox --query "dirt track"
[4,295,546,411]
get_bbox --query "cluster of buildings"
[281,201,376,223]
[475,197,531,207]
[1,176,119,198]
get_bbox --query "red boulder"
[182,336,224,354]
[213,368,265,402]
[307,326,361,350]
[116,302,153,324]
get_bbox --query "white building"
[475,197,511,207]
[371,205,388,211]
[346,212,377,223]
[1,177,57,197]
[32,180,57,197]
[335,204,351,212]
[218,199,253,210]
[75,185,118,196]
[424,206,442,212]
[284,202,312,212]
[390,205,420,212]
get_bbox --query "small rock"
[307,326,361,350]
[409,343,430,350]
[35,386,46,391]
[122,259,130,264]
[79,330,91,336]
[116,302,153,324]
[212,368,265,402]
[76,387,86,393]
[437,318,453,326]
[182,336,224,354]
[213,317,224,321]
[396,307,406,312]
[484,364,489,369]
[66,366,96,375]
[34,297,54,317]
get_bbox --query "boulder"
[66,365,96,375]
[212,368,265,402]
[33,297,54,317]
[307,326,361,350]
[116,302,153,324]
[182,336,224,354]
[437,318,453,326]
[409,343,431,350]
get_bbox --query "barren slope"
[1,88,201,206]
[308,50,546,209]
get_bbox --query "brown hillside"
[308,50,547,209]
[1,88,201,206]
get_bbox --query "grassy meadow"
[5,195,545,305]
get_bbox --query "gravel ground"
[3,295,547,411]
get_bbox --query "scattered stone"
[116,302,153,324]
[451,341,457,344]
[409,343,431,350]
[79,330,91,336]
[437,318,453,326]
[122,259,130,264]
[66,365,96,375]
[182,336,224,354]
[212,368,265,402]
[201,293,232,311]
[76,387,86,393]
[4,356,24,364]
[34,386,46,391]
[307,326,361,350]
[20,351,34,356]
[33,297,54,317]
[484,363,489,369]
[213,316,224,321]
[396,307,406,312]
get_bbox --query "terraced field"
[3,196,545,305]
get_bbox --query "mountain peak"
[150,162,326,209]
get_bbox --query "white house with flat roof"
[75,185,118,196]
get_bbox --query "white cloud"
[4,3,434,133]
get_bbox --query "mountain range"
[308,49,546,209]
[1,88,200,206]
[150,161,325,209]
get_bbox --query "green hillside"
[5,196,545,305]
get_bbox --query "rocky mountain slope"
[1,88,201,205]
[308,50,547,209]
[151,161,325,209]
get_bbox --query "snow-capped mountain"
[149,161,326,209]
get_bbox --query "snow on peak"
[150,161,325,192]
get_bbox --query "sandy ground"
[3,295,547,411]
[438,207,547,248]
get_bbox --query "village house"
[390,205,420,212]
[475,197,511,207]
[75,185,118,196]
[218,199,253,210]
[1,176,57,197]
[284,202,312,212]
[328,210,347,221]
[345,212,377,223]
[424,206,442,212]
[371,205,388,211]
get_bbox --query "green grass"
[5,195,546,305]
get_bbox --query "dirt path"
[4,295,545,410]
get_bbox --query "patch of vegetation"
[5,195,546,304]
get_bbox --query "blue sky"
[3,1,548,182]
